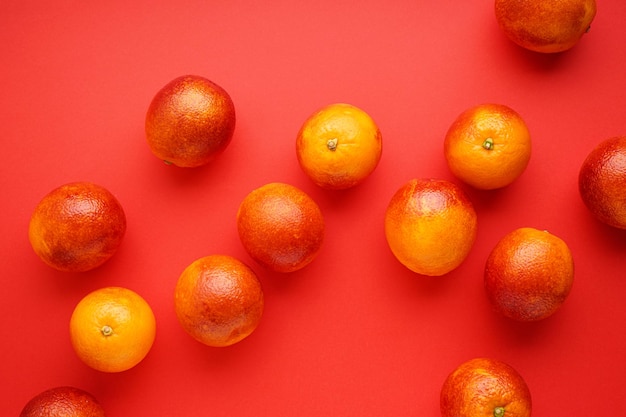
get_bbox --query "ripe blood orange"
[444,103,531,190]
[484,227,574,321]
[174,255,264,347]
[237,182,325,273]
[578,136,626,229]
[440,357,532,417]
[69,287,156,372]
[145,75,236,168]
[28,182,126,272]
[20,386,105,417]
[384,178,478,276]
[296,103,382,190]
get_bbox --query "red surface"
[2,1,625,415]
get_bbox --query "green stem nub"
[327,138,338,151]
[483,137,494,150]
[494,406,505,417]
[101,325,113,337]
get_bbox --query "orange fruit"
[28,182,127,272]
[578,136,626,229]
[174,255,264,347]
[237,182,325,273]
[440,357,532,417]
[296,103,382,190]
[20,386,105,417]
[384,178,478,276]
[444,103,531,190]
[69,286,156,372]
[145,74,236,167]
[484,227,574,321]
[495,0,597,53]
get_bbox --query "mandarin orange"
[440,357,532,417]
[485,227,574,321]
[495,0,597,53]
[296,103,382,190]
[384,178,477,276]
[444,103,531,190]
[20,386,105,417]
[28,182,126,272]
[174,255,264,347]
[237,182,325,273]
[579,136,626,229]
[69,287,156,372]
[145,75,235,167]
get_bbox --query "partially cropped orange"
[444,103,531,190]
[175,255,264,347]
[20,386,105,417]
[579,136,626,229]
[495,0,597,53]
[70,287,156,372]
[485,227,574,321]
[145,74,236,167]
[237,182,325,273]
[296,103,382,190]
[28,182,127,272]
[440,357,532,417]
[384,178,478,276]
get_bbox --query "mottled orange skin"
[28,182,126,272]
[384,179,478,276]
[237,183,325,273]
[296,103,383,190]
[174,255,264,347]
[495,0,597,53]
[20,386,105,417]
[485,228,574,322]
[440,358,532,417]
[145,75,236,168]
[579,136,626,229]
[444,103,531,190]
[70,287,156,373]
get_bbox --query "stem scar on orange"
[384,178,478,277]
[444,103,531,190]
[296,103,382,190]
[69,287,156,373]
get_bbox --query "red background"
[2,1,625,415]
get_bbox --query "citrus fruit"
[484,227,574,321]
[237,182,325,273]
[69,286,156,372]
[578,136,626,229]
[28,182,127,272]
[444,103,531,190]
[174,254,264,347]
[20,386,105,417]
[296,103,382,190]
[440,357,532,417]
[495,0,597,53]
[145,74,236,167]
[384,178,478,276]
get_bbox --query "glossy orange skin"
[384,179,478,276]
[296,103,383,190]
[444,103,531,190]
[440,357,532,417]
[20,386,105,417]
[28,182,126,272]
[174,255,264,347]
[70,287,156,372]
[495,0,597,53]
[145,75,236,167]
[237,183,325,273]
[579,136,626,229]
[485,227,574,321]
